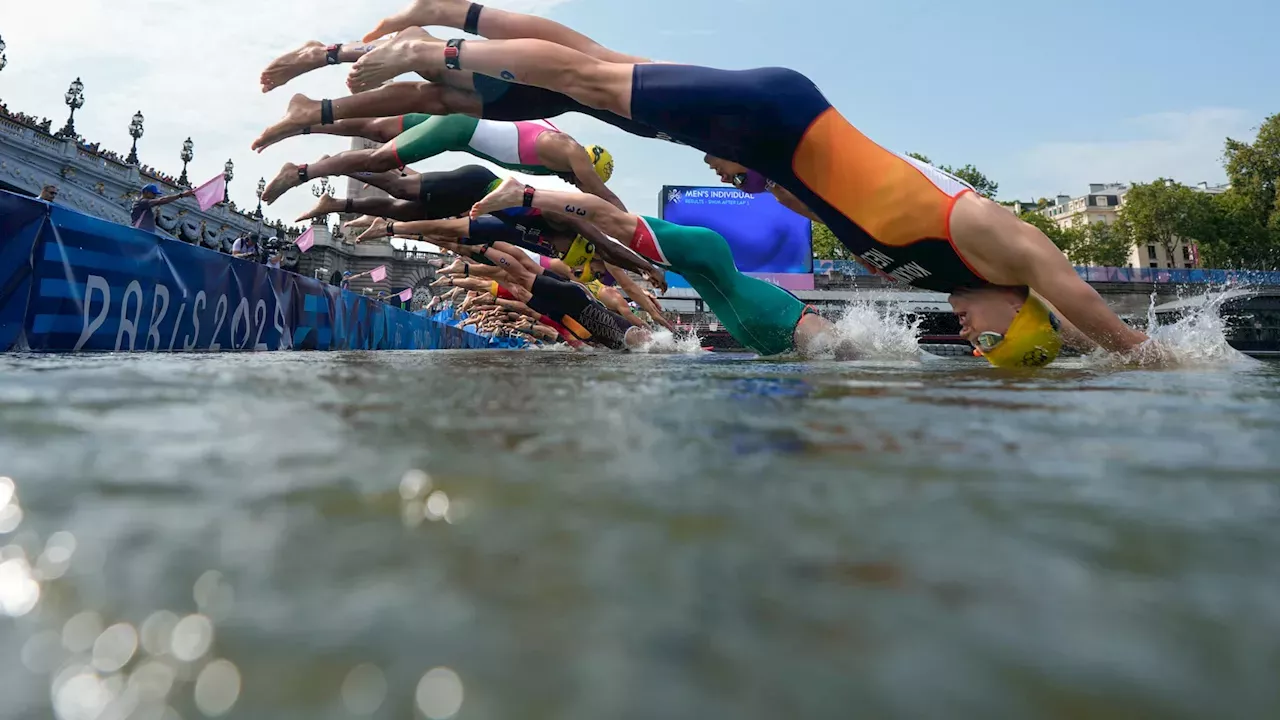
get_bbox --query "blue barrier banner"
[0,191,516,352]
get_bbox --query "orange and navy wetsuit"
[629,65,987,293]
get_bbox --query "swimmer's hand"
[643,267,668,294]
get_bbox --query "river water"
[2,346,1280,719]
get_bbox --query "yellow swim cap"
[585,145,614,183]
[561,235,596,269]
[976,295,1063,368]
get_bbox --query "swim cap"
[976,296,1063,368]
[561,235,595,270]
[584,145,614,183]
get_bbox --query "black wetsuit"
[525,273,632,350]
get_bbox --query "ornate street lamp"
[179,137,194,186]
[0,36,8,73]
[126,111,145,165]
[311,178,332,224]
[256,177,266,217]
[223,159,234,204]
[59,78,85,139]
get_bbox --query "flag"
[399,287,413,302]
[193,173,227,211]
[370,265,388,283]
[295,227,315,253]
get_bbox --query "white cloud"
[1006,108,1257,199]
[0,0,576,227]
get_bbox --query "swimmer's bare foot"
[263,163,304,204]
[361,0,469,42]
[261,41,327,93]
[343,215,378,231]
[296,193,345,223]
[252,94,322,153]
[470,177,525,218]
[428,258,446,268]
[347,32,435,93]
[431,275,454,287]
[357,218,391,244]
[441,259,467,275]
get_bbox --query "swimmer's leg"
[299,196,425,224]
[349,37,633,115]
[363,0,648,63]
[343,170,422,202]
[253,104,406,153]
[264,27,451,93]
[252,84,484,152]
[472,177,639,240]
[363,216,471,244]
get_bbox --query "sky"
[2,0,1278,231]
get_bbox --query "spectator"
[231,235,259,261]
[265,237,284,270]
[38,185,59,203]
[132,183,193,232]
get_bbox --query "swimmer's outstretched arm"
[607,264,675,331]
[363,0,649,64]
[1013,229,1149,354]
[555,213,665,289]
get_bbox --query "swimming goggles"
[974,331,1004,352]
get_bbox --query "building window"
[1147,245,1157,260]
[1184,263,1193,269]
[1182,246,1191,261]
[1149,262,1159,268]
[1096,196,1109,207]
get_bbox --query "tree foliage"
[811,222,854,260]
[1114,179,1211,264]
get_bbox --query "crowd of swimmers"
[254,0,1166,366]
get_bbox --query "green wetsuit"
[394,114,558,176]
[636,217,811,356]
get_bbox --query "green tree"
[1075,221,1135,268]
[1209,113,1280,268]
[1018,211,1078,257]
[811,222,855,260]
[1115,179,1212,265]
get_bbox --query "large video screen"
[659,186,813,290]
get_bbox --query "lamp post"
[223,159,234,205]
[256,177,266,217]
[126,111,144,165]
[311,178,331,224]
[179,137,194,186]
[59,78,85,139]
[0,36,8,73]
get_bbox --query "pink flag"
[193,173,227,211]
[399,287,413,302]
[295,227,315,253]
[370,265,388,283]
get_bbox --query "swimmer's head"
[703,154,747,184]
[584,145,614,183]
[949,287,1062,368]
[623,325,652,350]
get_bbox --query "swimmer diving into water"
[352,0,1152,367]
[472,178,854,358]
[259,111,618,209]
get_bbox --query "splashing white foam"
[630,327,707,355]
[801,301,923,360]
[1085,286,1257,369]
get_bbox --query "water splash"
[1085,285,1257,369]
[630,327,707,355]
[804,301,923,360]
